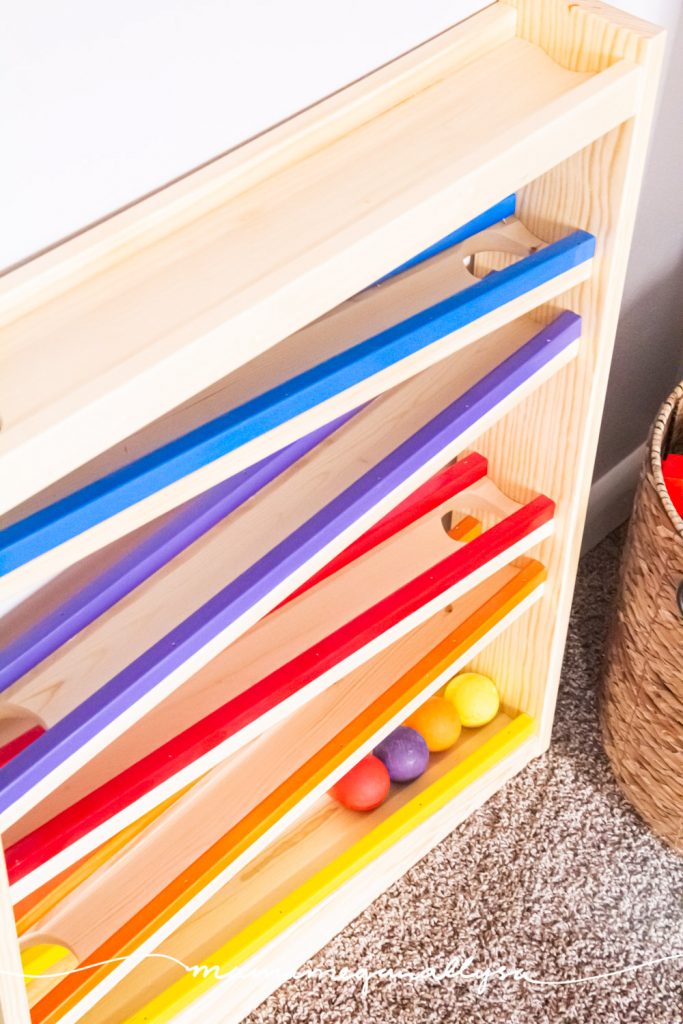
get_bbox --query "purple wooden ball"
[373,726,429,783]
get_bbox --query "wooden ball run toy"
[444,672,500,727]
[0,6,664,1020]
[405,696,461,751]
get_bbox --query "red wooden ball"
[330,755,391,812]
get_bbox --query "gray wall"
[593,8,683,485]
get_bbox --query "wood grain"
[473,0,666,735]
[0,419,348,693]
[5,458,487,890]
[0,221,591,602]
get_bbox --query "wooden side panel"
[0,853,29,1023]
[474,0,665,731]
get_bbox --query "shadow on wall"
[594,8,683,485]
[598,247,683,478]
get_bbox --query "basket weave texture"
[601,383,683,852]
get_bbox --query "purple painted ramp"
[0,412,357,691]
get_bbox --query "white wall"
[0,0,489,270]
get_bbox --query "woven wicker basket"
[601,382,683,852]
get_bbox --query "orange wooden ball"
[404,696,462,752]
[329,755,391,811]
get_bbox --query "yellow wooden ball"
[404,697,461,752]
[443,672,500,728]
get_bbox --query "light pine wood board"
[471,0,666,735]
[0,311,575,833]
[0,216,592,597]
[7,479,552,901]
[13,786,194,939]
[0,12,641,515]
[27,562,545,1023]
[0,852,30,1024]
[18,565,536,967]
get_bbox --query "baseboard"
[582,445,645,553]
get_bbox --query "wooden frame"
[0,3,664,1023]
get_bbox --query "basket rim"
[650,381,683,539]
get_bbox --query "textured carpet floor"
[248,528,683,1024]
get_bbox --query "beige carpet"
[248,527,683,1024]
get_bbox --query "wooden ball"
[329,755,390,811]
[405,696,461,751]
[373,726,429,783]
[444,672,500,727]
